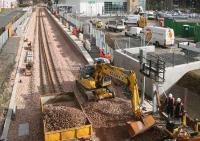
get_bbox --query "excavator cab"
[76,64,115,101]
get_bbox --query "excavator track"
[76,80,115,101]
[76,80,96,101]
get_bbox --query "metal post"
[153,82,158,113]
[187,50,189,63]
[90,5,92,21]
[141,75,145,106]
[173,52,175,66]
[183,88,188,109]
[75,11,77,27]
[139,49,146,106]
[129,37,130,48]
[96,0,98,19]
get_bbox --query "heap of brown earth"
[43,103,87,131]
[83,97,133,128]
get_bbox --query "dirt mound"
[177,69,200,94]
[43,104,87,131]
[83,97,132,128]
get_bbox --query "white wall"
[114,48,200,98]
[162,62,200,94]
[0,0,17,8]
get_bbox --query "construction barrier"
[0,8,31,50]
[0,30,9,50]
[62,14,114,61]
[13,12,29,31]
[164,18,197,38]
[90,26,114,62]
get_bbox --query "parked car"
[147,11,155,20]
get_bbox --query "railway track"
[38,8,63,94]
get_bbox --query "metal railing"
[61,14,115,61]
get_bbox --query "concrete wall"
[114,48,200,98]
[114,49,154,98]
[163,62,200,94]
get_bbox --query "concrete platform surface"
[0,9,25,29]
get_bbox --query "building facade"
[146,0,199,11]
[0,0,17,8]
[139,0,145,10]
[58,0,142,16]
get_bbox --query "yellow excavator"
[76,61,156,137]
[76,59,115,101]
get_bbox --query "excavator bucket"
[127,115,155,137]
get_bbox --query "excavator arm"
[95,63,141,117]
[94,63,155,137]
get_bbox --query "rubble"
[83,97,133,128]
[43,103,87,131]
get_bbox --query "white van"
[144,26,175,47]
[125,27,142,37]
[124,15,140,24]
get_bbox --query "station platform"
[0,9,24,34]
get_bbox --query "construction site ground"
[0,6,199,141]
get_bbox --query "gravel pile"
[83,98,133,128]
[43,103,87,131]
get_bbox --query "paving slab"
[18,122,29,136]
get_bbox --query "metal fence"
[0,9,30,50]
[13,12,29,31]
[147,49,200,67]
[89,25,114,61]
[63,14,115,61]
